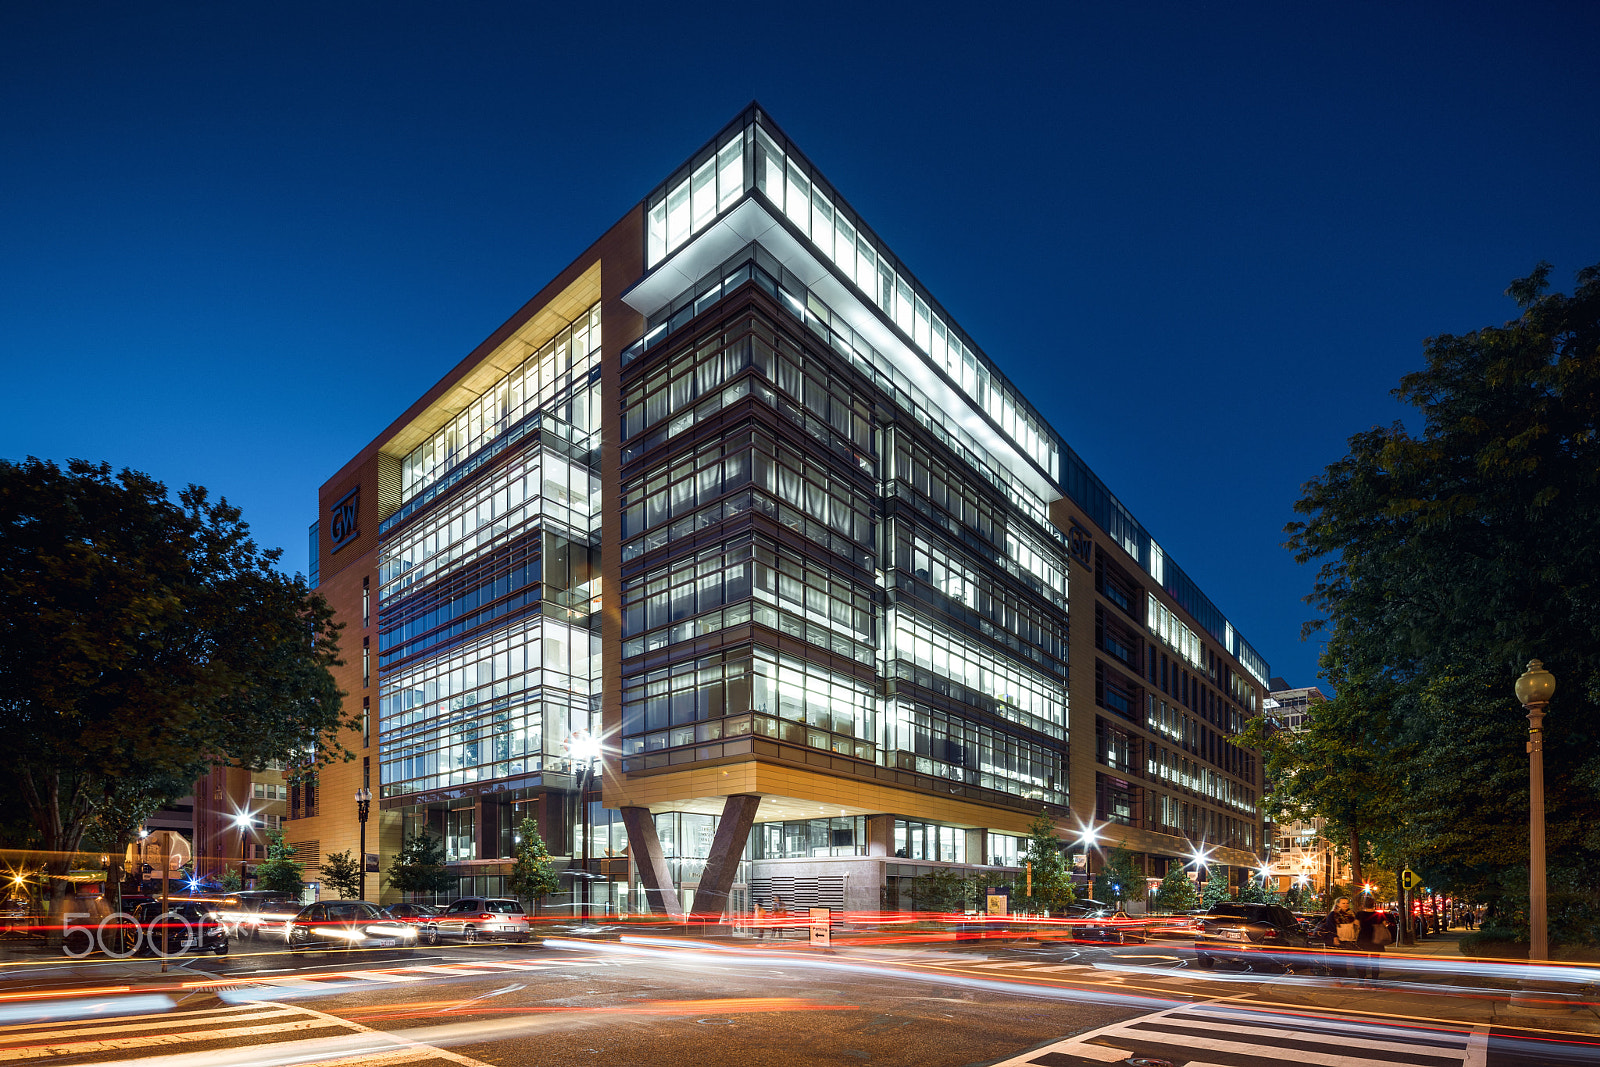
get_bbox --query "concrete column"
[620,806,681,917]
[965,828,987,866]
[867,815,893,857]
[692,794,762,920]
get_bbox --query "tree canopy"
[0,458,348,871]
[1277,262,1600,934]
[505,818,559,910]
[1015,811,1075,915]
[320,850,363,899]
[386,830,457,897]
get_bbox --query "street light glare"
[569,732,603,763]
[231,811,254,829]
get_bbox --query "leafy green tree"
[1153,867,1200,912]
[1201,873,1232,908]
[0,459,348,905]
[320,849,363,899]
[505,819,559,912]
[907,867,975,913]
[1283,262,1600,935]
[255,829,304,896]
[1015,811,1075,915]
[219,868,243,893]
[1093,843,1141,907]
[386,830,457,899]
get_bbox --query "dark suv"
[1194,902,1311,970]
[133,900,229,955]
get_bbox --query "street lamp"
[1515,658,1555,961]
[354,787,372,901]
[231,811,255,886]
[566,731,603,922]
[1076,824,1102,892]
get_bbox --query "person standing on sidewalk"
[1352,895,1389,984]
[1317,897,1359,980]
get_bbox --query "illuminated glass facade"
[310,103,1270,911]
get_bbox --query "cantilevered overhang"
[623,196,1059,506]
[379,260,602,461]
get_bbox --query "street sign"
[809,907,831,946]
[985,889,1009,916]
[1401,868,1419,891]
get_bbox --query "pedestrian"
[1352,895,1389,984]
[769,894,784,940]
[1317,896,1359,980]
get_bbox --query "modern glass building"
[299,104,1271,914]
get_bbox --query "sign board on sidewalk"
[809,907,831,946]
[985,888,1009,916]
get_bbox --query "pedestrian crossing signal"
[1401,868,1419,890]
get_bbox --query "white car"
[424,897,530,944]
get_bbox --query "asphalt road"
[3,934,1598,1066]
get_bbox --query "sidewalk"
[1386,930,1465,957]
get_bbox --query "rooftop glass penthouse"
[304,103,1271,915]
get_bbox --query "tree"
[386,830,457,899]
[0,459,348,904]
[1281,262,1600,939]
[504,819,559,912]
[1015,811,1075,915]
[219,868,242,893]
[1153,866,1200,912]
[907,867,976,913]
[1093,842,1142,908]
[321,850,363,899]
[255,829,304,896]
[1201,873,1232,908]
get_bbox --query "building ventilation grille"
[287,839,321,872]
[747,875,845,911]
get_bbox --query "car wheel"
[1197,953,1215,969]
[464,925,478,944]
[425,925,439,946]
[214,940,229,956]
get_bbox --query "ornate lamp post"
[1514,659,1555,961]
[566,732,603,922]
[232,811,255,886]
[354,787,372,901]
[1076,824,1102,893]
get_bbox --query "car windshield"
[486,901,524,914]
[1209,904,1267,920]
[328,902,386,921]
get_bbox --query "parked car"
[133,899,230,955]
[424,897,530,944]
[285,901,419,955]
[383,902,443,924]
[1062,899,1147,944]
[218,891,299,941]
[1193,902,1313,971]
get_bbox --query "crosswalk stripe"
[327,970,427,984]
[0,1006,297,1043]
[1172,1005,1470,1049]
[0,1015,348,1061]
[990,1001,1473,1067]
[409,966,493,976]
[0,1002,289,1035]
[1122,1019,1465,1063]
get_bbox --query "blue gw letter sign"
[330,486,360,553]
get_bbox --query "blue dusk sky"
[3,2,1596,693]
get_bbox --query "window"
[893,818,966,863]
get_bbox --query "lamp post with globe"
[354,788,372,901]
[565,731,603,921]
[1514,659,1555,961]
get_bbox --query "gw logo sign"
[1067,521,1093,570]
[329,486,360,553]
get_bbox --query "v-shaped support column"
[620,806,682,917]
[692,793,762,920]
